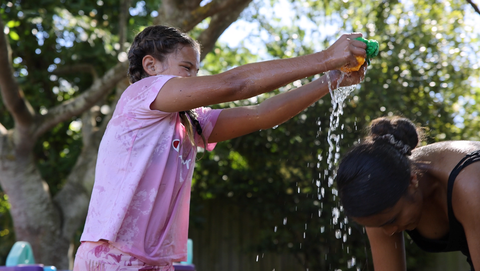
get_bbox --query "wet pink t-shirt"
[80,75,222,265]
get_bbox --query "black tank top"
[406,150,480,271]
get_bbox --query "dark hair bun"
[337,116,418,217]
[369,116,420,151]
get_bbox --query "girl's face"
[155,46,200,77]
[352,187,423,236]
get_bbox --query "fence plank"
[189,199,304,271]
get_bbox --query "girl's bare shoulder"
[410,141,480,176]
[412,140,480,159]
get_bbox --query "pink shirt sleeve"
[194,107,221,151]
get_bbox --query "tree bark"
[0,136,68,266]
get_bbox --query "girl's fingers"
[348,33,363,39]
[350,39,367,56]
[350,45,367,58]
[352,39,367,49]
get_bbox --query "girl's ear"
[142,55,158,76]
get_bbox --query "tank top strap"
[446,150,480,260]
[447,150,480,201]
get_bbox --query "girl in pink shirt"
[74,25,367,270]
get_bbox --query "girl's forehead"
[174,46,200,61]
[353,211,391,227]
[352,199,406,226]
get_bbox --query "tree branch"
[33,61,129,138]
[118,0,132,52]
[52,64,98,80]
[466,0,480,15]
[156,0,250,32]
[0,16,35,127]
[183,0,204,10]
[198,0,254,61]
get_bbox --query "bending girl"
[337,116,480,271]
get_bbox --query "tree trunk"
[0,132,69,267]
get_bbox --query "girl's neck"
[415,164,449,217]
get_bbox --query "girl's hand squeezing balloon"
[324,33,367,71]
[328,63,368,87]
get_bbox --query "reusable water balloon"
[340,37,379,72]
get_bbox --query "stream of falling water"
[323,71,360,270]
[325,71,356,187]
[267,71,362,270]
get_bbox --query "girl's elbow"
[218,71,254,100]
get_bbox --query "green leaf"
[9,31,20,41]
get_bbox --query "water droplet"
[347,257,356,268]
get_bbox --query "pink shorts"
[73,241,173,271]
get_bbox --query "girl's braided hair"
[127,25,205,149]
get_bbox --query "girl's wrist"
[326,70,341,86]
[316,51,333,72]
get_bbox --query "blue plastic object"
[2,241,58,271]
[180,239,193,264]
[175,239,195,270]
[6,242,35,266]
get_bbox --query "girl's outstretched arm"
[208,67,365,143]
[151,33,366,113]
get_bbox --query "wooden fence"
[188,199,304,271]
